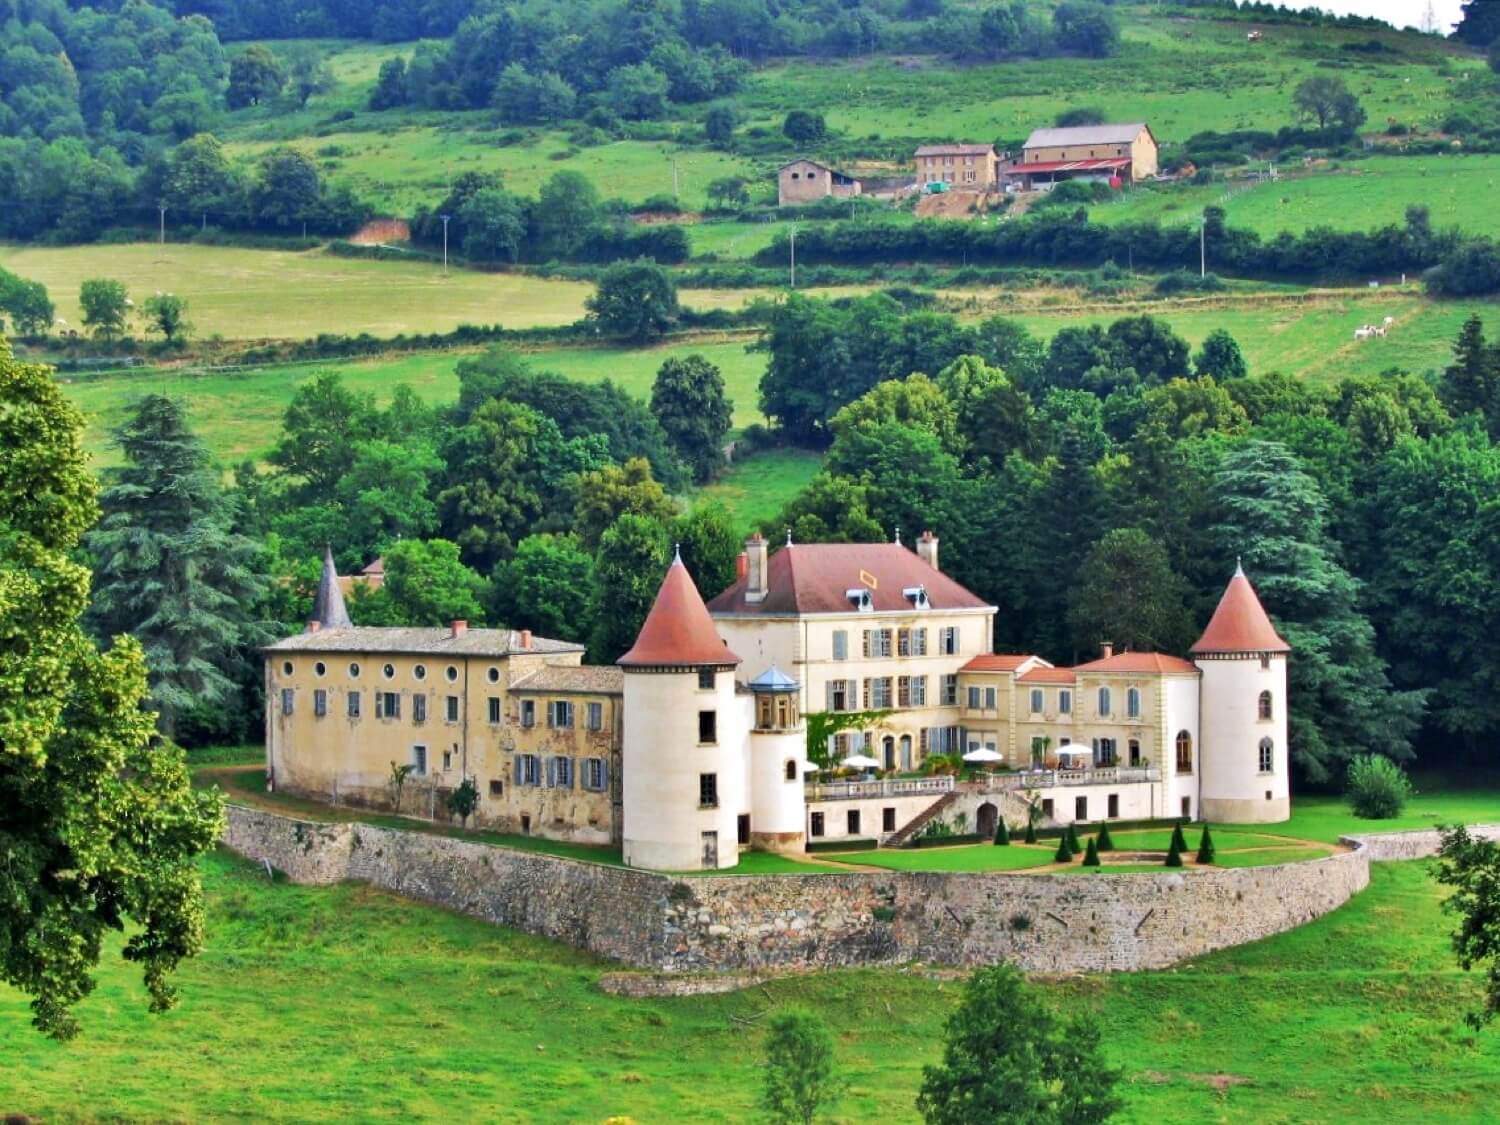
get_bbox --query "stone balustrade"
[806,775,955,802]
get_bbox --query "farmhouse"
[265,534,1290,870]
[914,143,1000,191]
[776,158,862,207]
[1013,122,1158,189]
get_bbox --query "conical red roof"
[1190,565,1290,655]
[619,555,741,667]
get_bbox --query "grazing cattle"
[1354,326,1373,339]
[1383,316,1395,327]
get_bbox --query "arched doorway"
[976,802,998,840]
[899,734,913,771]
[882,735,896,770]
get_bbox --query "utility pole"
[158,204,166,245]
[441,214,451,276]
[1200,215,1206,279]
[789,227,797,289]
[671,157,680,200]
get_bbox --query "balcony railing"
[807,776,956,802]
[979,767,1161,790]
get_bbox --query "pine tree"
[1439,314,1499,439]
[1096,823,1115,851]
[1196,826,1216,865]
[1211,441,1426,781]
[1169,821,1188,853]
[0,342,223,1040]
[994,817,1010,846]
[1082,838,1101,866]
[1165,839,1184,868]
[1065,822,1082,853]
[86,395,269,740]
[1053,836,1073,863]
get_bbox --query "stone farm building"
[265,533,1290,870]
[915,143,1000,191]
[1012,122,1158,190]
[777,158,862,207]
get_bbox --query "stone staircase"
[882,790,962,848]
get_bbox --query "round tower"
[619,552,743,870]
[747,665,807,854]
[1191,563,1291,824]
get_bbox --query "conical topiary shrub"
[1082,838,1100,867]
[1096,823,1115,851]
[1024,820,1037,844]
[1165,838,1184,868]
[1196,825,1215,865]
[994,818,1010,846]
[1169,821,1189,853]
[1054,836,1074,863]
[1065,823,1082,853]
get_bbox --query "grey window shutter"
[514,756,523,785]
[546,757,556,787]
[600,759,610,793]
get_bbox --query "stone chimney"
[1100,641,1113,659]
[736,552,748,581]
[450,620,468,638]
[745,532,769,604]
[519,628,532,649]
[916,530,939,572]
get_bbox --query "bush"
[1081,838,1100,866]
[1023,819,1037,844]
[1096,823,1115,851]
[1346,754,1414,819]
[1064,823,1082,853]
[1154,270,1226,295]
[1165,839,1184,867]
[1169,822,1188,853]
[1053,836,1073,863]
[993,818,1010,846]
[1196,825,1216,865]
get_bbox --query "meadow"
[0,243,798,340]
[2,849,1498,1121]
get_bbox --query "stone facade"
[224,806,1500,976]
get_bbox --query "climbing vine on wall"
[805,710,895,767]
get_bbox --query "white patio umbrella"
[840,754,882,770]
[799,761,822,774]
[963,748,1004,763]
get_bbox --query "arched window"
[1258,738,1274,773]
[1098,687,1112,717]
[1257,690,1273,720]
[1175,730,1193,775]
[1126,687,1141,719]
[785,759,798,782]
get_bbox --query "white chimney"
[916,530,939,572]
[746,533,769,603]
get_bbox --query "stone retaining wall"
[223,805,1403,974]
[1340,823,1500,861]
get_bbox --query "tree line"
[754,293,1500,783]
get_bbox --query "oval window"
[281,661,293,676]
[349,662,361,678]
[314,661,326,677]
[414,664,427,680]
[383,663,396,679]
[446,665,458,682]
[487,667,500,684]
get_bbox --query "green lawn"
[1264,787,1500,845]
[697,447,823,533]
[3,853,1498,1120]
[831,841,1058,873]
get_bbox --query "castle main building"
[264,534,1290,870]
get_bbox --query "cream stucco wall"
[1197,654,1289,823]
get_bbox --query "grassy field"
[0,243,804,340]
[1090,154,1500,238]
[697,446,823,530]
[3,851,1498,1120]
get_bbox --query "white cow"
[1354,326,1374,340]
[1383,316,1395,328]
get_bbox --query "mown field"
[2,849,1498,1121]
[0,243,803,340]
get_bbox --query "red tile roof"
[1017,667,1076,684]
[1073,652,1199,675]
[620,556,741,667]
[960,654,1037,673]
[706,543,992,616]
[1190,566,1290,655]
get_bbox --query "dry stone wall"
[223,806,1408,974]
[1341,823,1500,861]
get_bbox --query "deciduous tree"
[586,259,679,341]
[761,1010,843,1125]
[80,278,130,339]
[1067,528,1194,654]
[651,354,733,482]
[589,512,670,661]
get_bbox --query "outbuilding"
[1013,122,1158,190]
[777,159,862,207]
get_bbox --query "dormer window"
[903,585,929,609]
[846,588,874,612]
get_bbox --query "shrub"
[1165,839,1184,868]
[1346,754,1414,819]
[1023,820,1037,844]
[1169,822,1188,853]
[1064,823,1082,853]
[1082,838,1100,866]
[1096,822,1115,851]
[994,817,1010,846]
[1196,825,1216,865]
[1053,837,1073,863]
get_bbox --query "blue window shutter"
[546,756,556,787]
